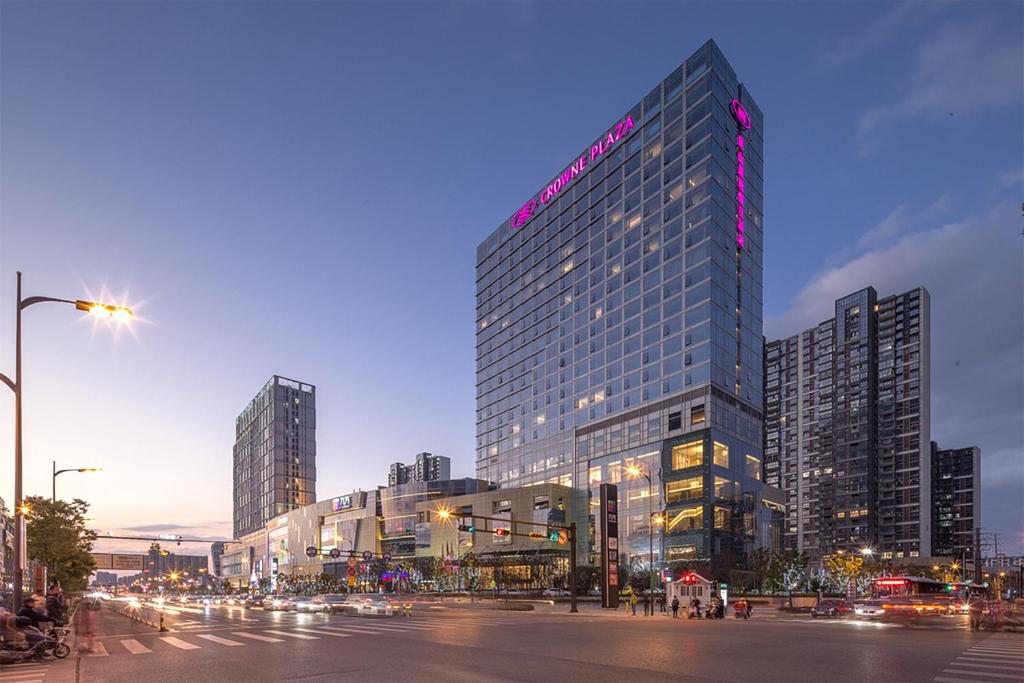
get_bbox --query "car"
[292,596,327,613]
[542,588,570,597]
[188,595,212,607]
[811,599,854,618]
[243,594,266,609]
[314,594,350,614]
[853,599,885,618]
[263,596,294,611]
[346,595,397,617]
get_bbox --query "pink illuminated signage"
[730,99,751,250]
[510,115,635,230]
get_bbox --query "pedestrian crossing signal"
[547,530,560,542]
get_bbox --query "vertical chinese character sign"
[600,483,619,609]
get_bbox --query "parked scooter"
[0,619,71,663]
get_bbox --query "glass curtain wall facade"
[233,376,317,538]
[476,40,776,567]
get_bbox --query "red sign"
[875,578,908,587]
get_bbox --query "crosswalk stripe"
[86,641,108,657]
[263,630,318,640]
[196,634,246,647]
[292,628,351,637]
[935,678,997,683]
[959,654,1024,661]
[232,632,283,643]
[943,670,1024,680]
[970,647,1024,652]
[316,624,381,634]
[954,662,1024,670]
[120,639,152,654]
[161,637,201,650]
[332,621,418,631]
[0,672,50,682]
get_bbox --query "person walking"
[671,597,680,618]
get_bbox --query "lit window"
[714,506,731,529]
[671,440,702,470]
[666,476,702,503]
[667,505,703,531]
[713,442,729,468]
[745,454,761,480]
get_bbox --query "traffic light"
[557,530,568,545]
[547,529,560,542]
[528,532,545,540]
[458,523,476,532]
[681,573,698,585]
[494,528,509,538]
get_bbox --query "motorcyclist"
[17,597,49,652]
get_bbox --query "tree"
[25,496,97,591]
[824,552,864,598]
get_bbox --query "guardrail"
[104,598,168,631]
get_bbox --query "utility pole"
[974,527,982,583]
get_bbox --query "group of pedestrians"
[618,587,754,620]
[0,584,70,659]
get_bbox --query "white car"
[542,588,570,597]
[346,595,397,616]
[854,599,885,618]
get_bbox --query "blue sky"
[1,1,1021,555]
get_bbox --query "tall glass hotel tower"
[476,40,781,567]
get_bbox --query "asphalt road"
[75,602,1023,683]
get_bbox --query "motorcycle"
[1,621,71,663]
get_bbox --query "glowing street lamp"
[625,462,657,615]
[0,272,134,610]
[52,462,103,501]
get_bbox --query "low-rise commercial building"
[380,478,491,560]
[414,483,585,590]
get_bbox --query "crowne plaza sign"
[511,114,636,230]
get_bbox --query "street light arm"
[0,372,13,393]
[19,296,77,310]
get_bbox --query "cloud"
[856,205,909,249]
[998,168,1024,188]
[767,199,1024,552]
[819,1,941,67]
[856,15,1022,154]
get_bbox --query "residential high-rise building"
[388,452,451,486]
[475,39,780,566]
[930,442,980,559]
[764,286,931,560]
[233,376,316,538]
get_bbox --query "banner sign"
[599,483,620,609]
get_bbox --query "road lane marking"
[161,637,201,650]
[943,671,1024,680]
[196,634,246,646]
[317,624,381,634]
[292,628,351,637]
[86,642,108,657]
[935,678,1003,683]
[263,630,318,640]
[331,622,418,631]
[954,662,1024,670]
[120,639,152,654]
[0,671,50,682]
[231,632,283,643]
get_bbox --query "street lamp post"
[52,461,103,501]
[0,272,132,609]
[626,463,659,616]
